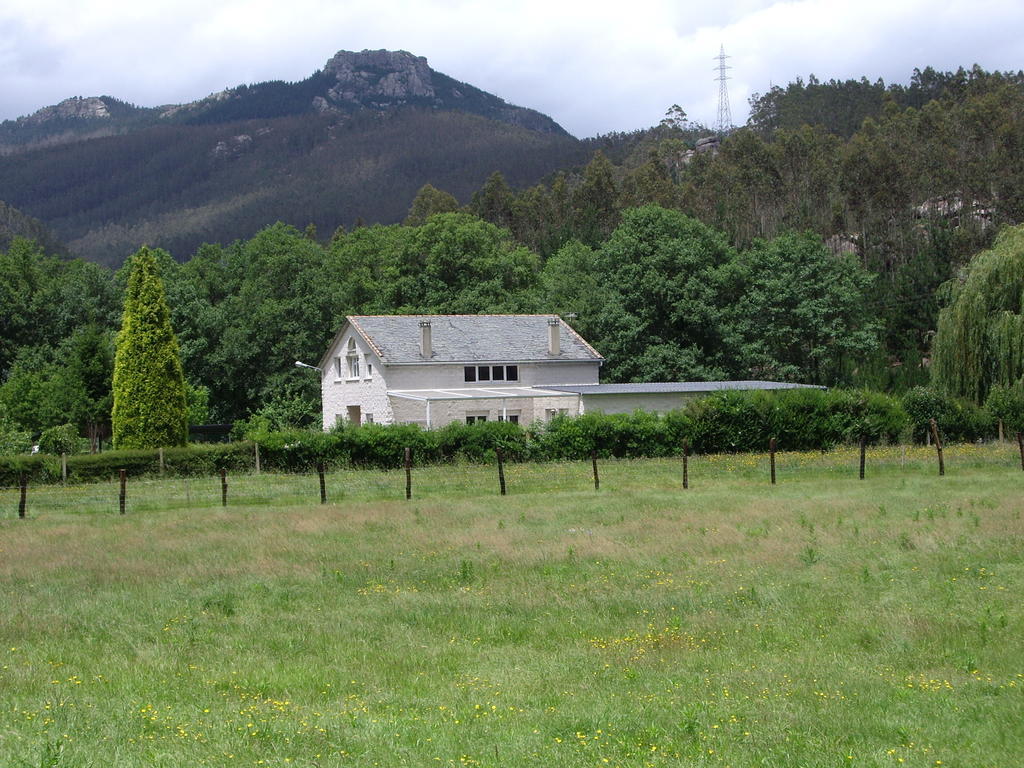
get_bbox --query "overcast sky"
[1,0,1021,137]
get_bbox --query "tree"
[111,247,188,448]
[585,205,737,382]
[206,224,337,422]
[571,151,620,246]
[404,183,460,226]
[931,225,1024,403]
[729,231,881,384]
[66,326,115,451]
[470,171,515,230]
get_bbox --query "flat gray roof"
[538,381,826,395]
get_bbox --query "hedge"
[0,387,1001,487]
[0,443,255,488]
[901,386,992,443]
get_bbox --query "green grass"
[1,444,1022,767]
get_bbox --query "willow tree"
[931,225,1024,403]
[112,247,188,448]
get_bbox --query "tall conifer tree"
[112,247,188,448]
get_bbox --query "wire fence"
[1,441,1021,520]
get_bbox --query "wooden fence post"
[859,434,866,480]
[929,419,945,476]
[682,440,689,490]
[119,469,127,515]
[220,468,228,507]
[1017,431,1024,472]
[61,453,68,483]
[317,462,327,504]
[159,447,165,476]
[404,447,412,500]
[18,474,27,518]
[254,442,261,475]
[591,450,600,491]
[769,437,777,485]
[999,418,1005,443]
[496,448,506,496]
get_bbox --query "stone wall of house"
[320,330,392,427]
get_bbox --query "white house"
[314,314,825,429]
[316,314,601,428]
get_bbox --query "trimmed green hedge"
[0,387,999,487]
[0,443,255,487]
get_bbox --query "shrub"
[0,403,32,457]
[433,421,529,463]
[902,387,992,443]
[666,388,905,453]
[984,383,1024,435]
[347,423,437,469]
[252,429,345,472]
[37,423,84,456]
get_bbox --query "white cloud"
[1,0,1021,136]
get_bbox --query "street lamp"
[294,360,322,372]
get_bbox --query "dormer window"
[346,338,360,378]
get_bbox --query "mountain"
[0,49,584,264]
[0,200,66,255]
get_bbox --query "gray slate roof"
[347,315,603,364]
[540,381,826,395]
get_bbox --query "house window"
[464,365,519,383]
[545,408,569,421]
[366,363,372,378]
[346,338,360,378]
[466,413,488,424]
[498,411,520,424]
[334,357,342,378]
[364,413,374,424]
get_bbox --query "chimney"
[547,317,560,356]
[419,319,432,358]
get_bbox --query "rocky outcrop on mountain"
[316,49,567,134]
[160,90,232,119]
[19,96,112,125]
[1,95,157,154]
[210,133,254,160]
[323,50,436,106]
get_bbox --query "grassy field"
[1,444,1022,767]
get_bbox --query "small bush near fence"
[0,387,1004,487]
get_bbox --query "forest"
[1,64,1024,444]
